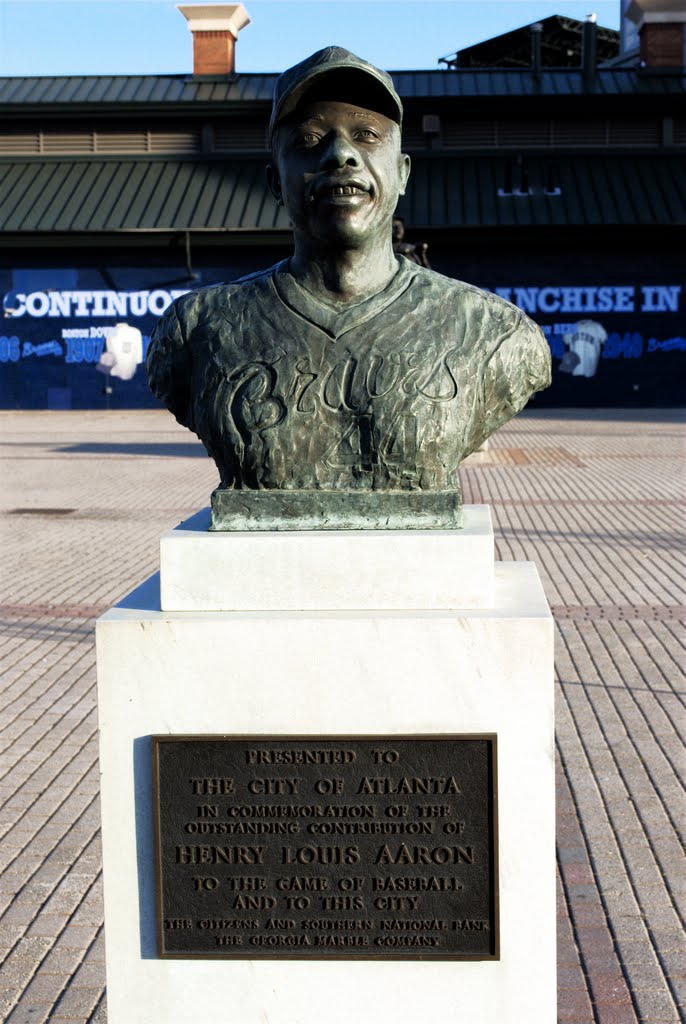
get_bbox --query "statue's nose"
[319,132,360,169]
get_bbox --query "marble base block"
[96,543,555,1024]
[160,504,495,611]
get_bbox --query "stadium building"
[0,1,684,409]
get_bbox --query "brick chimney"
[625,0,685,67]
[177,4,251,77]
[582,14,598,90]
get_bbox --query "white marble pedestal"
[96,506,555,1024]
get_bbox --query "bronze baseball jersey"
[147,258,551,492]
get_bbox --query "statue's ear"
[398,153,411,197]
[266,164,282,205]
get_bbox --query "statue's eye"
[298,132,320,147]
[355,128,379,141]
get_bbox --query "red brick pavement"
[1,408,684,1023]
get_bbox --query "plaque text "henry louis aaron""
[152,736,498,959]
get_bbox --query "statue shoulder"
[408,266,551,390]
[409,272,552,456]
[146,265,278,430]
[410,268,524,325]
[168,264,278,331]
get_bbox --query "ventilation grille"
[443,121,496,148]
[552,120,608,146]
[148,131,200,153]
[0,118,674,156]
[417,118,666,150]
[213,123,269,151]
[608,120,659,145]
[502,121,552,146]
[42,132,94,153]
[94,131,149,153]
[0,129,201,154]
[0,133,42,154]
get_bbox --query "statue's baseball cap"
[269,46,403,142]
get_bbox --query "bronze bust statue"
[147,47,551,530]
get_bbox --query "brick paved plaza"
[0,408,684,1023]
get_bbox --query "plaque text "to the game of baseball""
[153,736,498,959]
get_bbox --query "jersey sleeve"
[146,299,195,432]
[463,300,551,457]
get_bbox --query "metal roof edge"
[1,66,684,108]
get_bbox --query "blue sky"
[0,0,621,76]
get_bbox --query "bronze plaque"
[152,735,498,959]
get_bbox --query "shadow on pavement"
[59,442,207,457]
[521,406,686,423]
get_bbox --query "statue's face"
[269,99,410,248]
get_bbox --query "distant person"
[392,216,431,269]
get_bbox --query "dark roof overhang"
[1,153,683,234]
